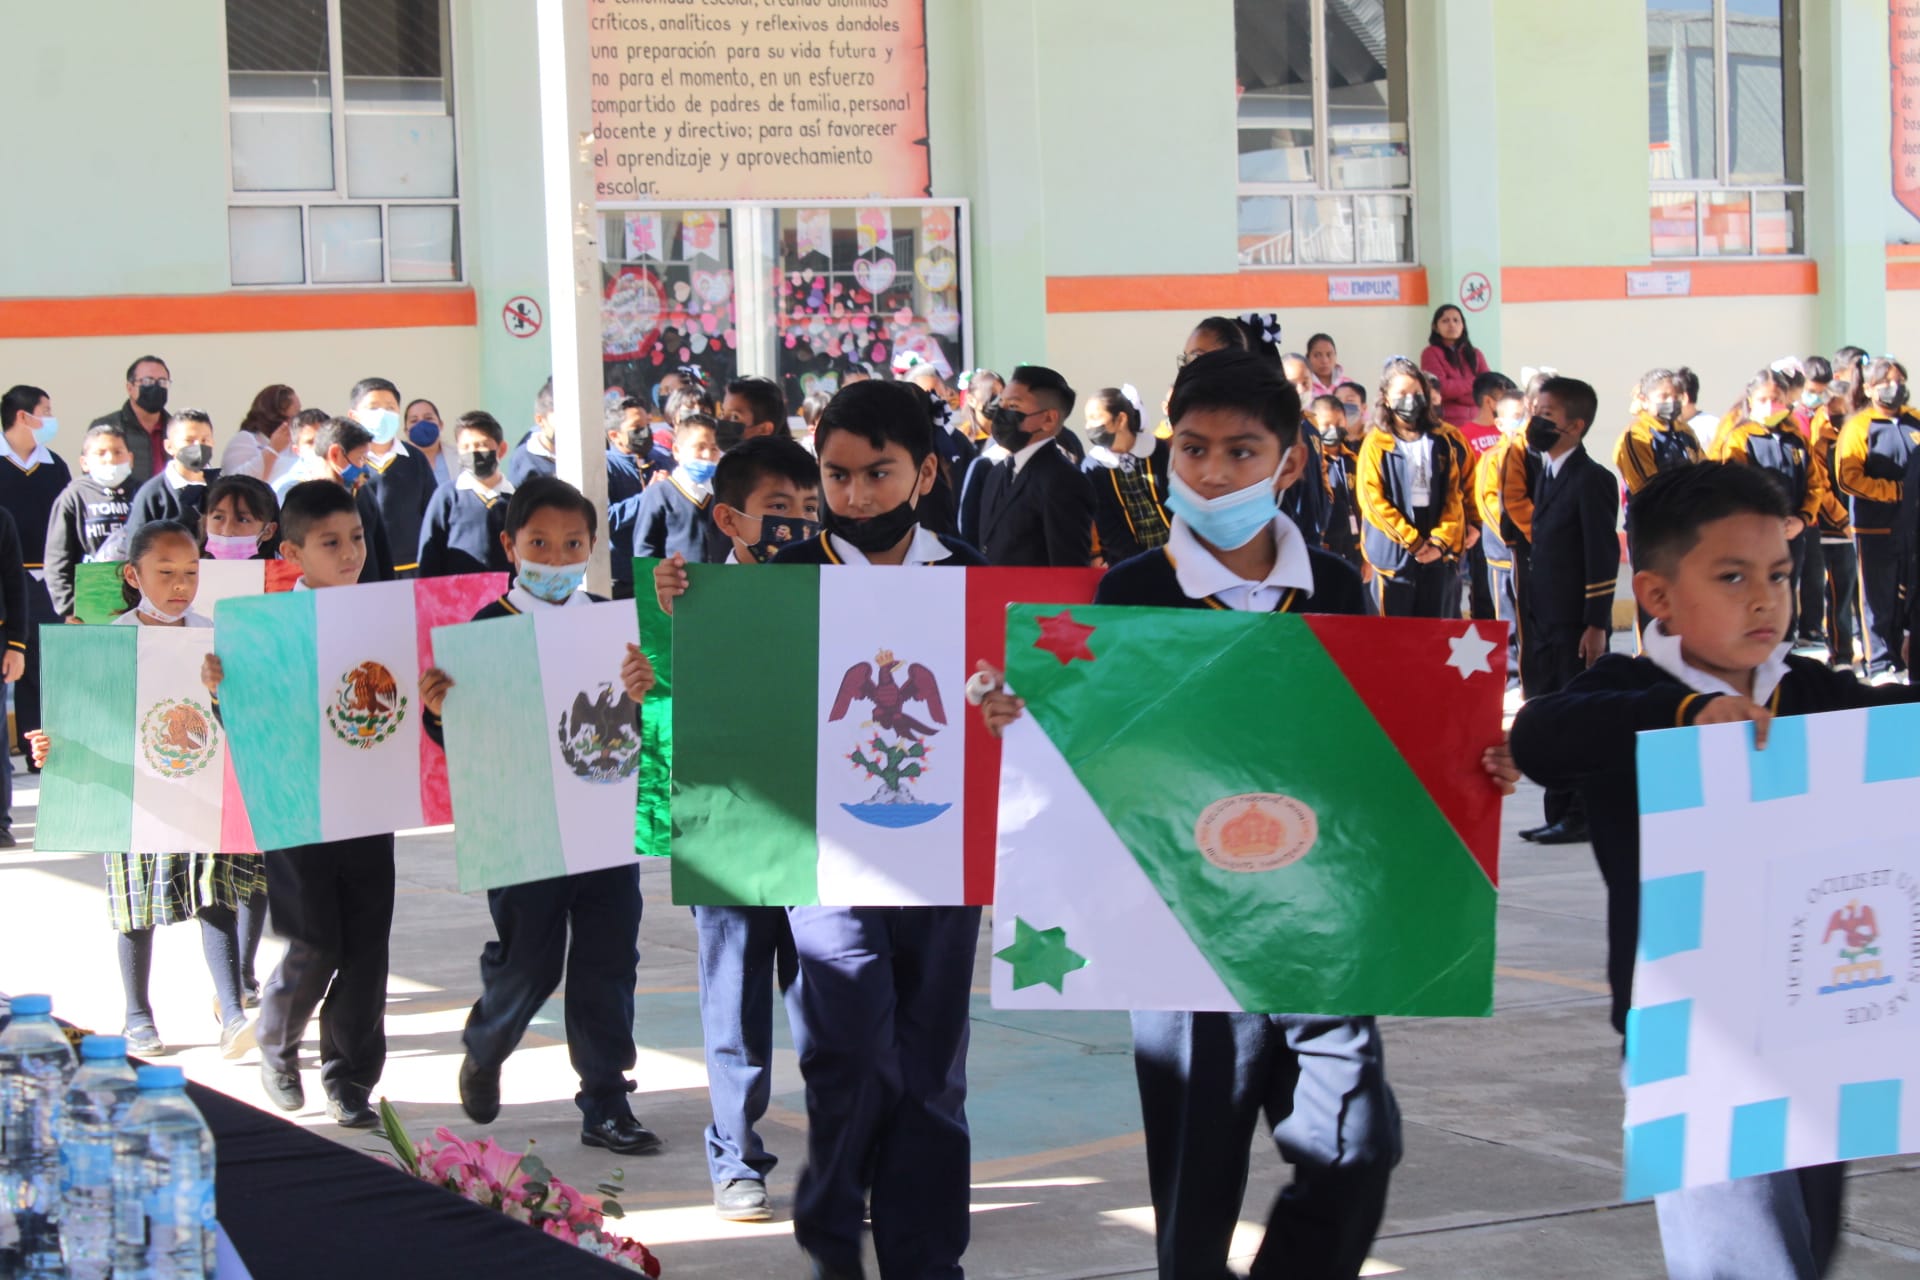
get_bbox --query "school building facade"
[0,0,1907,466]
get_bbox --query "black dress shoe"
[581,1114,664,1156]
[713,1177,771,1222]
[326,1094,379,1129]
[459,1056,500,1125]
[1518,823,1553,842]
[260,1061,304,1112]
[1530,820,1591,846]
[804,1253,866,1280]
[0,829,16,849]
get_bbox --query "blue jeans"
[693,904,790,1184]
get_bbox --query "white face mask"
[1165,446,1294,551]
[134,594,188,625]
[93,460,132,488]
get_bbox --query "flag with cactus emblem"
[991,605,1505,1016]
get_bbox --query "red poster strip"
[413,573,511,827]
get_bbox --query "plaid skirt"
[103,852,267,933]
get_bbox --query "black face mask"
[990,405,1041,452]
[740,513,823,563]
[624,427,653,455]
[823,496,921,556]
[1525,417,1562,452]
[1875,383,1908,412]
[1390,393,1428,425]
[174,443,212,472]
[462,448,499,479]
[135,384,169,415]
[1088,424,1118,449]
[1650,397,1682,424]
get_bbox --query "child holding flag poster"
[1511,461,1920,1278]
[980,349,1518,1279]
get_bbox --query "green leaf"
[376,1097,418,1176]
[519,1154,552,1183]
[600,1198,625,1220]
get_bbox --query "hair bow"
[1240,312,1283,349]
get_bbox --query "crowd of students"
[1,313,1912,1279]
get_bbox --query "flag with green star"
[991,604,1504,1016]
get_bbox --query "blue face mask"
[407,418,440,448]
[338,461,371,487]
[516,557,589,604]
[1165,450,1293,551]
[31,415,58,446]
[360,407,401,445]
[679,457,718,486]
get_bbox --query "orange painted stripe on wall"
[0,289,478,339]
[1501,261,1816,303]
[1888,258,1920,290]
[1046,270,1430,314]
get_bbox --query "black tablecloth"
[189,1084,632,1279]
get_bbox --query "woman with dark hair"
[223,383,299,484]
[404,398,452,488]
[1419,305,1490,427]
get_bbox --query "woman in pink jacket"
[1420,304,1489,427]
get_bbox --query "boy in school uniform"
[418,475,663,1155]
[610,412,729,598]
[507,377,562,488]
[45,421,137,618]
[124,410,217,539]
[973,365,1097,567]
[1511,461,1920,1279]
[417,411,514,578]
[0,503,28,843]
[653,435,820,1223]
[298,418,398,583]
[223,480,397,1128]
[1,384,76,758]
[1475,388,1537,682]
[1313,393,1367,579]
[658,380,986,1278]
[1615,368,1705,502]
[350,377,437,579]
[980,349,1517,1280]
[606,397,673,506]
[1518,377,1621,846]
[720,376,793,449]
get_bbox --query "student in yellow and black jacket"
[1833,356,1920,678]
[1475,385,1534,681]
[1713,367,1829,648]
[1356,358,1464,618]
[1309,393,1366,579]
[1811,368,1865,667]
[1614,368,1704,503]
[1435,414,1487,620]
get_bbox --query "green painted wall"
[1412,0,1502,366]
[1806,0,1889,353]
[1491,0,1647,268]
[0,1,229,296]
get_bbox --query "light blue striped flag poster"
[1626,706,1920,1198]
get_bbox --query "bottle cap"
[136,1065,186,1090]
[80,1035,128,1060]
[9,994,51,1016]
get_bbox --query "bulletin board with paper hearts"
[598,209,740,407]
[774,204,966,411]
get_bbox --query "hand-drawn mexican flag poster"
[1625,706,1920,1198]
[73,558,303,625]
[213,575,503,848]
[631,558,672,859]
[432,600,644,892]
[671,564,1100,907]
[38,626,229,854]
[991,607,1505,1016]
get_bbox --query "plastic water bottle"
[58,1036,139,1280]
[0,993,79,1277]
[113,1066,216,1280]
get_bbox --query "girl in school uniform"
[28,519,260,1058]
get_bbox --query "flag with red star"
[671,564,1101,905]
[992,604,1505,1015]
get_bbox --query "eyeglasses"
[133,376,172,389]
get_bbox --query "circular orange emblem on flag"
[1194,793,1318,873]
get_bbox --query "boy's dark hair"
[1638,367,1682,400]
[1538,376,1598,430]
[667,387,715,424]
[455,410,506,447]
[1627,462,1792,575]
[505,474,598,541]
[2,385,48,429]
[1803,356,1833,383]
[1336,380,1368,401]
[675,412,721,447]
[279,479,360,546]
[202,474,278,532]
[82,421,128,448]
[814,380,935,465]
[1675,366,1702,403]
[1471,371,1517,404]
[166,409,213,437]
[799,390,832,428]
[314,416,372,460]
[535,377,555,419]
[121,519,199,610]
[1309,394,1344,416]
[604,397,645,434]
[1192,317,1250,352]
[1168,349,1301,447]
[725,377,786,430]
[714,435,820,511]
[295,407,331,430]
[1010,365,1077,418]
[348,376,400,407]
[125,355,169,383]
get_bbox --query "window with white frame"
[1646,0,1803,258]
[1234,0,1414,268]
[225,0,461,286]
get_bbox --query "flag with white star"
[992,605,1505,1015]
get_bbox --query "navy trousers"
[257,835,396,1104]
[1654,1165,1845,1279]
[693,904,792,1185]
[1374,560,1453,619]
[1131,1012,1401,1280]
[13,578,56,752]
[463,863,642,1125]
[1822,539,1859,666]
[1855,532,1901,675]
[786,905,979,1279]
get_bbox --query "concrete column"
[1805,0,1889,355]
[1416,0,1503,368]
[965,0,1048,369]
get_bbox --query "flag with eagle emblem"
[991,605,1505,1016]
[670,563,1101,906]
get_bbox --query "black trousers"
[463,864,642,1124]
[257,835,396,1103]
[1856,533,1903,675]
[1374,560,1453,618]
[1794,531,1825,643]
[1524,623,1591,826]
[13,578,57,750]
[1465,542,1496,620]
[1823,539,1860,666]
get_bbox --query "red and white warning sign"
[503,296,543,338]
[1459,273,1492,313]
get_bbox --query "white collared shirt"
[1166,512,1314,612]
[1403,433,1435,506]
[1009,436,1051,478]
[1542,448,1571,480]
[457,470,514,503]
[1641,618,1790,705]
[5,443,53,472]
[367,439,411,473]
[507,584,590,612]
[526,432,557,460]
[826,524,952,566]
[165,460,203,491]
[671,471,713,504]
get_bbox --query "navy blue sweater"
[770,532,988,567]
[124,466,212,543]
[507,432,558,488]
[606,445,673,507]
[610,477,728,584]
[1095,542,1365,616]
[364,445,437,577]
[417,482,512,578]
[0,450,74,569]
